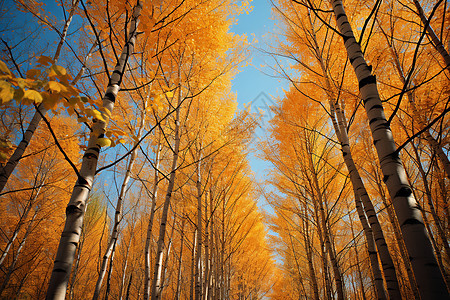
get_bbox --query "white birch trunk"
[0,208,38,296]
[46,3,143,299]
[174,214,186,300]
[330,1,449,297]
[144,135,162,300]
[195,155,203,300]
[331,102,399,299]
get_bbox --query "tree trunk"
[144,135,162,300]
[151,83,182,300]
[306,141,345,300]
[195,155,203,300]
[330,1,448,297]
[303,8,398,297]
[46,3,143,298]
[0,209,38,296]
[175,214,186,300]
[159,217,176,299]
[373,168,420,299]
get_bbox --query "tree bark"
[195,155,203,300]
[46,3,143,299]
[144,134,162,300]
[303,8,398,297]
[329,0,448,297]
[175,214,186,300]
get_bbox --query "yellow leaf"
[97,137,111,147]
[47,81,67,93]
[0,60,12,76]
[68,96,79,106]
[165,91,174,98]
[14,87,24,101]
[103,107,112,117]
[92,109,106,122]
[0,81,14,104]
[86,108,106,122]
[23,89,43,104]
[53,65,67,76]
[48,65,67,77]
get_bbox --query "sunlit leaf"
[48,65,67,77]
[23,89,43,104]
[0,81,14,104]
[47,81,67,93]
[97,137,111,147]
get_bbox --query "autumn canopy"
[0,0,448,299]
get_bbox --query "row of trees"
[0,0,275,299]
[266,0,449,298]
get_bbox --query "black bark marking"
[104,91,116,102]
[369,104,383,111]
[402,218,423,226]
[66,204,84,215]
[359,75,376,89]
[83,152,98,160]
[336,13,346,21]
[395,186,412,198]
[369,117,383,125]
[78,176,89,186]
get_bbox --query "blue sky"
[230,1,289,203]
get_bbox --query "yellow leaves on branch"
[0,58,76,107]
